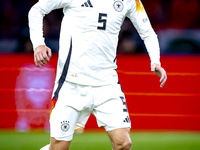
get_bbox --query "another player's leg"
[107,128,132,150]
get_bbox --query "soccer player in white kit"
[29,0,167,149]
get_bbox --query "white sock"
[40,144,50,150]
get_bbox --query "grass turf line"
[0,132,200,150]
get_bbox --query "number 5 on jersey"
[97,13,107,30]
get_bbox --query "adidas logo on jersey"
[81,0,93,7]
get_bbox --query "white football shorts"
[50,81,131,141]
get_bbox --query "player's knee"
[124,140,132,150]
[49,143,69,150]
[49,137,70,150]
[115,139,132,150]
[121,139,132,150]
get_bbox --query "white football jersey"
[29,0,160,86]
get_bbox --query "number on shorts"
[120,96,128,112]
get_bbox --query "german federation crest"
[113,1,124,12]
[61,121,70,132]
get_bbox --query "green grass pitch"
[0,131,200,150]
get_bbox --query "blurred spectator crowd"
[0,0,200,53]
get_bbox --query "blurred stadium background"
[0,0,200,149]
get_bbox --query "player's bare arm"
[34,45,52,67]
[151,63,167,88]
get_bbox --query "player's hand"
[151,63,167,88]
[34,45,52,67]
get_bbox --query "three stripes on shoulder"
[81,0,93,7]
